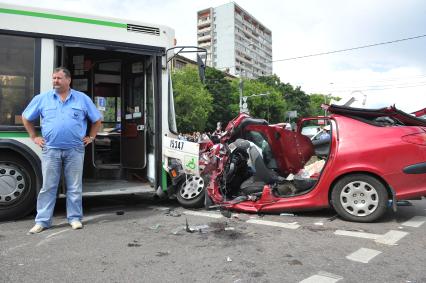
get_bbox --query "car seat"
[240,146,283,195]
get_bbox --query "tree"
[308,94,327,116]
[230,78,287,123]
[257,75,310,118]
[172,65,213,133]
[309,94,342,117]
[204,67,236,131]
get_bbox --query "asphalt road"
[0,194,425,283]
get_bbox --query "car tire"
[0,152,37,221]
[176,175,206,208]
[331,174,388,222]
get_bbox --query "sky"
[2,0,426,112]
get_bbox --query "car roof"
[326,104,426,127]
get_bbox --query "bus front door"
[121,60,146,169]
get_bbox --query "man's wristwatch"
[89,136,95,142]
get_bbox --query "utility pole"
[239,78,243,113]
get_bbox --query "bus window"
[0,34,35,126]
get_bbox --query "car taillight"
[402,133,426,145]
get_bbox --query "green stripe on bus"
[0,8,127,28]
[0,132,30,138]
[162,165,168,192]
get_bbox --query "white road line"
[334,230,380,240]
[1,243,31,256]
[54,213,109,227]
[246,219,300,229]
[300,271,343,283]
[346,248,382,263]
[375,230,409,246]
[182,210,223,219]
[37,228,71,247]
[335,229,409,246]
[148,206,172,211]
[83,213,109,222]
[46,228,71,239]
[402,216,426,228]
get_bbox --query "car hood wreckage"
[199,104,426,222]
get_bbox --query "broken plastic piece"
[280,213,295,216]
[166,209,181,217]
[396,200,413,206]
[150,224,161,230]
[185,218,195,233]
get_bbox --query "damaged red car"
[202,105,426,222]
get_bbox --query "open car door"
[243,124,314,176]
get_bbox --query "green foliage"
[308,94,326,116]
[172,65,213,133]
[171,67,343,133]
[257,75,310,118]
[230,79,287,123]
[308,94,342,116]
[204,67,236,130]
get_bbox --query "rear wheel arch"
[328,171,393,205]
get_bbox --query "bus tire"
[176,175,205,208]
[0,152,37,221]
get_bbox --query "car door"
[244,124,314,175]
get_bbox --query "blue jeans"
[35,147,85,227]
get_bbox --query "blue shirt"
[22,89,102,149]
[319,132,331,141]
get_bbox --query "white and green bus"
[0,4,203,220]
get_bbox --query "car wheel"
[0,153,37,221]
[176,175,205,208]
[331,174,388,222]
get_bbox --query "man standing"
[22,67,102,234]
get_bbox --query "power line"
[273,34,426,62]
[333,82,426,93]
[217,33,426,71]
[332,80,426,92]
[330,74,426,86]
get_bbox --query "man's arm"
[22,117,45,147]
[83,119,102,146]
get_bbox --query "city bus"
[0,3,201,220]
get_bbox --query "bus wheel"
[0,153,37,221]
[176,175,205,208]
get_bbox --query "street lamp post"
[241,92,270,118]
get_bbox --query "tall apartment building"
[197,2,273,79]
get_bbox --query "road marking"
[148,206,171,211]
[182,210,223,219]
[246,219,300,229]
[54,213,109,227]
[1,243,31,256]
[375,230,409,246]
[335,229,409,246]
[346,248,382,263]
[84,213,109,222]
[46,228,71,239]
[300,271,343,283]
[37,228,71,247]
[402,216,426,228]
[334,230,380,240]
